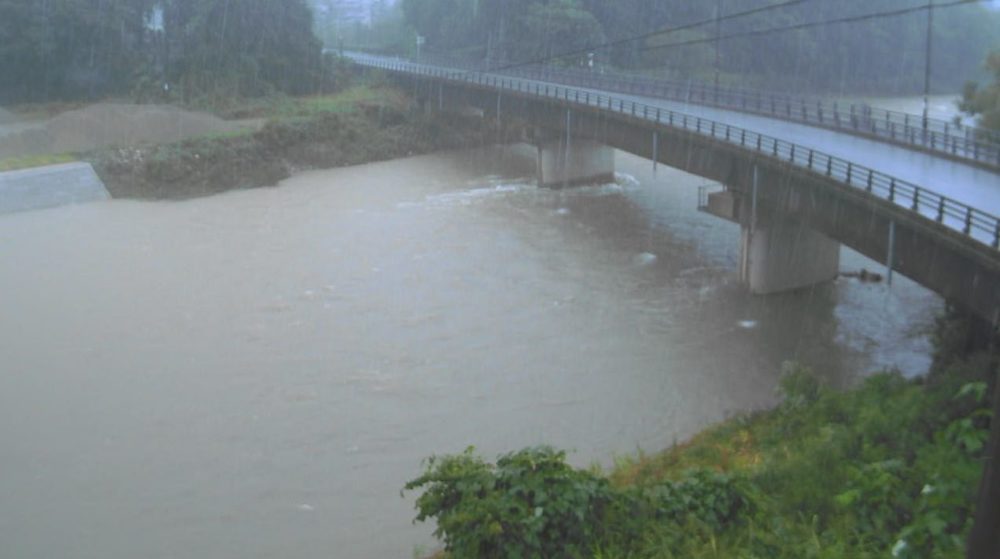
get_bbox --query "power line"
[633,0,981,55]
[484,0,812,72]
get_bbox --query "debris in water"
[840,268,884,283]
[633,252,657,266]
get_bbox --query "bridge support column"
[739,218,841,294]
[536,139,615,188]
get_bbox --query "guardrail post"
[993,222,1000,249]
[826,157,832,176]
[867,170,873,192]
[938,198,946,222]
[741,130,746,146]
[808,150,814,168]
[965,208,973,235]
[790,145,796,162]
[757,135,762,151]
[652,131,659,173]
[887,221,896,286]
[912,188,920,211]
[889,179,896,202]
[846,163,852,185]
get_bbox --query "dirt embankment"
[0,103,258,160]
[92,106,503,200]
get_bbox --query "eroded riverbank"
[91,100,500,200]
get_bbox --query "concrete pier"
[739,218,841,294]
[536,139,614,188]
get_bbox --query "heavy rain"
[2,1,1000,558]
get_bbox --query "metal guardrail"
[504,65,1000,170]
[349,54,1000,253]
[359,51,1000,170]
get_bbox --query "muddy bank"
[91,106,504,200]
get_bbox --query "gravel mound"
[0,107,17,124]
[0,103,248,159]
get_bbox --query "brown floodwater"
[0,145,938,558]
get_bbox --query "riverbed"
[0,146,939,558]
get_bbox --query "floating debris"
[841,268,885,283]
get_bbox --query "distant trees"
[161,0,327,101]
[0,0,157,103]
[0,0,336,104]
[961,51,1000,132]
[393,0,1000,95]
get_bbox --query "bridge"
[346,52,1000,325]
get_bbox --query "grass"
[411,342,995,559]
[207,84,409,121]
[0,153,77,172]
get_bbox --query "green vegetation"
[961,51,1000,133]
[210,84,407,120]
[0,153,77,172]
[385,0,1000,94]
[0,0,342,105]
[405,313,996,558]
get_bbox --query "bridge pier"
[739,217,841,294]
[536,138,615,188]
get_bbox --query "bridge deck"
[592,90,1000,216]
[355,54,1000,218]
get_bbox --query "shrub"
[404,446,614,559]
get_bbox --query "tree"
[0,0,332,104]
[961,51,1000,133]
[509,0,604,64]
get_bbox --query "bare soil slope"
[0,104,251,159]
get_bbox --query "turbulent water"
[0,146,939,558]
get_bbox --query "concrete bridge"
[347,52,1000,325]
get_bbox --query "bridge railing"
[350,55,1000,252]
[350,51,1000,170]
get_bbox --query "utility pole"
[922,0,934,133]
[967,346,1000,559]
[714,0,722,103]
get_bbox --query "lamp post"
[714,0,723,103]
[922,0,934,134]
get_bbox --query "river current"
[0,146,939,558]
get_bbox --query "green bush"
[404,446,614,559]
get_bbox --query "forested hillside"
[0,0,333,104]
[396,0,1000,94]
